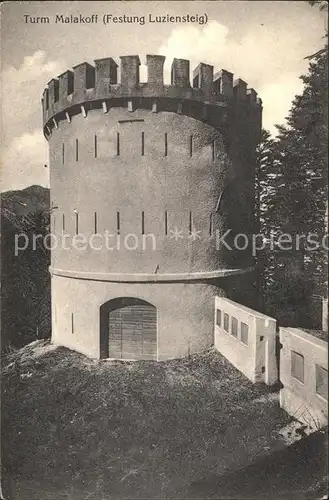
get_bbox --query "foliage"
[308,1,328,12]
[1,189,51,350]
[255,38,328,326]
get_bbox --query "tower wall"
[52,277,225,360]
[43,55,262,360]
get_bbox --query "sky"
[0,0,327,191]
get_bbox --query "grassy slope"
[2,342,293,500]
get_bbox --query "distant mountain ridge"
[1,185,50,218]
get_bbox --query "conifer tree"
[256,27,328,326]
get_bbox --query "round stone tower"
[42,55,262,360]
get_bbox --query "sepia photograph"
[0,1,328,499]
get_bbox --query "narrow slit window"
[141,211,145,235]
[75,212,79,235]
[291,351,304,383]
[53,214,56,232]
[75,139,79,161]
[216,191,224,214]
[316,365,328,399]
[71,313,74,334]
[62,143,65,164]
[94,135,97,158]
[141,132,145,156]
[189,135,193,157]
[189,212,193,235]
[94,212,98,234]
[116,132,120,156]
[241,322,249,345]
[62,213,65,233]
[216,309,221,327]
[231,317,238,337]
[224,313,229,332]
[209,213,213,236]
[164,133,168,157]
[212,140,215,161]
[117,212,120,235]
[165,211,168,235]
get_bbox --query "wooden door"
[108,300,157,360]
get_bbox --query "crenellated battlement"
[42,55,262,138]
[45,53,262,361]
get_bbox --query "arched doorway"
[100,297,157,360]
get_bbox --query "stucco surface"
[49,108,253,275]
[279,327,328,428]
[214,296,278,385]
[52,275,222,359]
